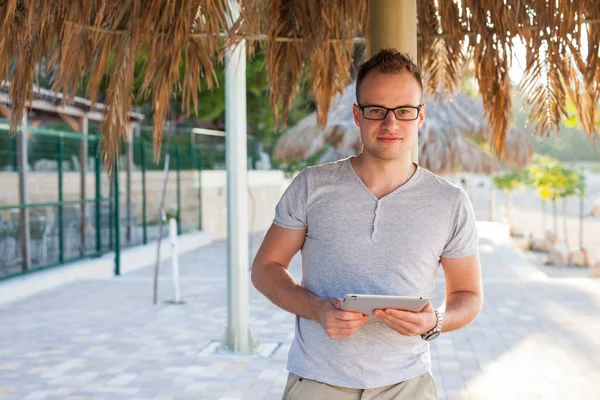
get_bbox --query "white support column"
[370,0,419,164]
[221,0,256,354]
[18,112,31,271]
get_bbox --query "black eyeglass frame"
[357,103,424,121]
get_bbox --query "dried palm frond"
[517,0,581,142]
[419,0,465,99]
[462,0,517,158]
[3,0,67,135]
[416,0,437,70]
[580,6,600,137]
[135,0,232,163]
[263,0,367,128]
[263,0,304,128]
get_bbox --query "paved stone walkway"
[1,223,600,400]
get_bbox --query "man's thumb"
[333,298,343,309]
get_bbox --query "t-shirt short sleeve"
[273,169,308,230]
[441,188,479,258]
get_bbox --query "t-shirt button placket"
[371,200,382,240]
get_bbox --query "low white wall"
[200,170,289,240]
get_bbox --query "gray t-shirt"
[273,157,478,389]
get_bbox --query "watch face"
[425,331,441,341]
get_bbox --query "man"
[252,49,483,399]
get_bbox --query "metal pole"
[176,146,181,235]
[18,112,31,271]
[126,125,133,243]
[95,139,101,254]
[169,217,181,303]
[141,141,147,245]
[153,148,172,305]
[222,0,255,353]
[109,172,113,250]
[370,0,418,164]
[80,116,89,256]
[189,133,194,170]
[114,156,121,276]
[58,135,64,263]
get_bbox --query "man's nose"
[381,109,399,130]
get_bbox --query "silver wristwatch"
[421,309,443,341]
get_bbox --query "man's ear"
[418,103,426,129]
[353,104,361,127]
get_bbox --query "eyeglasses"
[357,104,423,121]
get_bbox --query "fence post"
[18,115,31,271]
[141,141,147,245]
[58,135,64,263]
[188,133,194,170]
[109,172,113,250]
[114,157,121,276]
[126,126,133,244]
[12,135,18,172]
[176,146,181,235]
[95,140,101,254]
[80,116,88,256]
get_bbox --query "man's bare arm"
[251,224,321,320]
[252,224,368,338]
[438,253,483,332]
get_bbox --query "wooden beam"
[370,0,418,164]
[58,113,82,132]
[0,93,87,119]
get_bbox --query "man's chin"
[365,147,411,161]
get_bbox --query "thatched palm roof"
[0,1,598,166]
[273,83,532,175]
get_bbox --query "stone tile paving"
[1,227,600,400]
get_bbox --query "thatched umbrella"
[274,83,532,175]
[0,1,598,166]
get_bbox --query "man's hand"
[315,298,370,339]
[373,302,437,336]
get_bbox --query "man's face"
[353,70,425,161]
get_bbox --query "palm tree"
[553,166,585,251]
[492,169,527,227]
[526,156,586,252]
[526,155,561,239]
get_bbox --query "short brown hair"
[356,49,423,103]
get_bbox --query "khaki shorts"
[282,372,438,400]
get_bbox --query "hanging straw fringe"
[0,0,598,167]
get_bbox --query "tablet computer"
[340,294,430,315]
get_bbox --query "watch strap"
[421,309,443,341]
